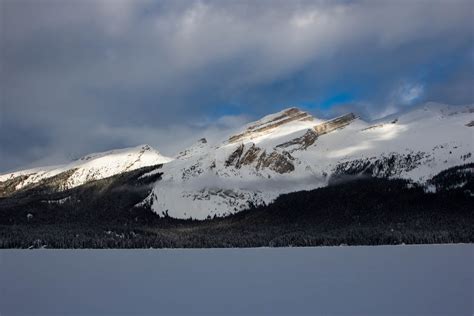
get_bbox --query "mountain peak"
[228,107,316,143]
[252,107,313,126]
[176,138,210,159]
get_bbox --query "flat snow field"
[1,244,472,316]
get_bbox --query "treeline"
[428,163,474,191]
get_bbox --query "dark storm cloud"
[1,0,473,172]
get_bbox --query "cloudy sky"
[1,0,473,172]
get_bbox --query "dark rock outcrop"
[256,151,295,173]
[225,144,245,167]
[276,129,318,152]
[313,113,357,136]
[225,143,295,174]
[238,144,262,167]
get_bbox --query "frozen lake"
[1,244,472,315]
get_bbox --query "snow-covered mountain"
[0,144,172,195]
[146,103,473,219]
[1,103,472,220]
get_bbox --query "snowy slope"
[0,144,173,191]
[148,104,473,219]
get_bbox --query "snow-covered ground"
[1,244,472,315]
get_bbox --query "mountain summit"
[228,107,318,143]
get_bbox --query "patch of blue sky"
[300,92,355,111]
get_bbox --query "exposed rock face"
[223,112,358,174]
[238,144,262,167]
[225,144,245,167]
[223,111,358,175]
[225,143,295,173]
[228,108,314,143]
[313,113,357,135]
[256,151,295,173]
[276,129,318,152]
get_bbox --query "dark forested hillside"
[0,164,472,248]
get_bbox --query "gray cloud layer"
[1,0,473,172]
